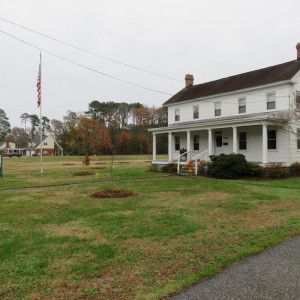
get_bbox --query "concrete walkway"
[172,235,300,300]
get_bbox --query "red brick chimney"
[185,74,194,88]
[296,43,300,61]
[6,141,9,147]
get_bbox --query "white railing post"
[175,150,190,175]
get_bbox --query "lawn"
[0,156,300,299]
[0,155,169,190]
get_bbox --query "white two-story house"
[149,44,300,170]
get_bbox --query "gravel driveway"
[172,235,300,300]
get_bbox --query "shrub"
[247,162,263,177]
[197,162,211,176]
[263,164,287,179]
[208,153,249,179]
[161,163,177,173]
[290,162,300,175]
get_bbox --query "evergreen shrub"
[247,162,263,177]
[208,153,249,179]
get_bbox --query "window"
[193,105,199,119]
[297,129,300,150]
[239,132,247,150]
[215,102,221,116]
[268,130,276,149]
[296,92,300,109]
[175,108,180,122]
[238,98,246,113]
[175,136,180,151]
[267,93,276,110]
[193,135,199,150]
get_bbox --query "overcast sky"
[1,0,300,128]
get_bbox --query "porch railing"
[175,150,191,174]
[192,150,209,175]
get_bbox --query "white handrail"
[176,150,190,174]
[192,150,209,175]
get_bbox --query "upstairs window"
[175,108,180,122]
[193,135,199,150]
[239,132,247,150]
[175,136,180,151]
[193,105,199,119]
[268,130,276,149]
[297,129,300,150]
[215,102,221,116]
[267,92,276,110]
[296,92,300,109]
[238,98,246,113]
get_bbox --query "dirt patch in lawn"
[90,189,138,198]
[91,167,106,170]
[43,221,108,242]
[73,172,95,176]
[62,163,75,166]
[95,162,106,165]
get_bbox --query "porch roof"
[148,112,269,133]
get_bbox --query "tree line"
[0,101,168,155]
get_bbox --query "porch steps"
[178,160,198,176]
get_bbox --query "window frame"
[267,92,276,110]
[175,108,180,122]
[238,97,246,114]
[297,129,300,150]
[175,136,180,151]
[193,105,199,119]
[267,130,277,150]
[193,135,199,150]
[215,102,221,117]
[239,132,247,150]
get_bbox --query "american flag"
[37,57,41,108]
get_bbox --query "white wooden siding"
[168,83,292,124]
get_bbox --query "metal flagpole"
[39,52,43,173]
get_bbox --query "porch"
[150,120,289,171]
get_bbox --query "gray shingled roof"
[26,136,48,149]
[164,60,300,106]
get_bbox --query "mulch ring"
[91,167,106,170]
[62,163,75,166]
[90,189,138,198]
[95,162,106,165]
[73,172,95,176]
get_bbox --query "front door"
[215,132,223,155]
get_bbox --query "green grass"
[0,156,300,299]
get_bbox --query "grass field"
[1,156,300,299]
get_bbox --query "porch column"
[232,126,238,153]
[168,132,173,162]
[186,130,191,161]
[208,128,213,157]
[152,133,157,161]
[262,124,268,164]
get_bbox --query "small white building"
[26,135,63,156]
[149,44,300,169]
[0,136,63,156]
